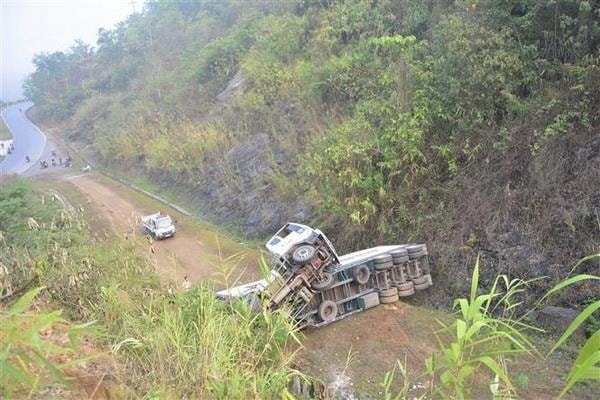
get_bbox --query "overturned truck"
[217,223,432,328]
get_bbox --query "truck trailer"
[217,223,432,328]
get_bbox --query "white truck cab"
[265,222,339,261]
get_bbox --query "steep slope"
[25,0,599,307]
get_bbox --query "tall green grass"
[540,254,600,398]
[1,180,308,398]
[383,255,599,399]
[102,282,304,399]
[424,257,538,399]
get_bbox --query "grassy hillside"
[24,0,599,307]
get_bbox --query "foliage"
[424,257,536,399]
[106,280,304,398]
[0,287,92,397]
[540,254,600,398]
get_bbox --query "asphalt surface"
[0,102,47,176]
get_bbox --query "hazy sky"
[1,0,136,101]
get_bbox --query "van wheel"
[353,265,370,285]
[312,272,334,291]
[292,244,316,264]
[318,300,338,322]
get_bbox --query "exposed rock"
[535,306,586,340]
[216,70,246,102]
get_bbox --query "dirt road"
[58,173,260,288]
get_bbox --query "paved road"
[0,102,47,176]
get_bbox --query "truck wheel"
[380,287,398,297]
[396,282,414,292]
[353,265,370,285]
[407,245,423,254]
[393,257,409,265]
[380,287,399,302]
[375,260,394,270]
[312,272,334,291]
[318,300,338,322]
[414,281,430,291]
[412,275,429,285]
[398,287,415,297]
[380,294,399,303]
[292,244,316,264]
[374,254,393,264]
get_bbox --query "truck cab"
[266,222,339,265]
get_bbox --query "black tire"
[375,260,394,270]
[292,244,316,264]
[398,287,415,297]
[353,265,370,285]
[312,272,334,291]
[396,282,414,292]
[380,287,398,297]
[412,275,429,285]
[380,294,399,304]
[393,257,409,265]
[407,245,423,254]
[318,300,338,322]
[390,249,408,258]
[374,254,393,264]
[414,281,430,291]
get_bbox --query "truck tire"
[292,244,316,264]
[414,281,430,291]
[380,294,399,303]
[379,287,398,297]
[412,275,429,285]
[393,259,409,267]
[374,254,393,264]
[352,265,370,285]
[380,287,399,301]
[396,282,414,292]
[397,287,415,297]
[318,300,338,322]
[407,245,423,254]
[390,249,408,259]
[375,260,394,270]
[407,245,425,260]
[312,272,334,291]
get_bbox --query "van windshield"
[156,218,172,228]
